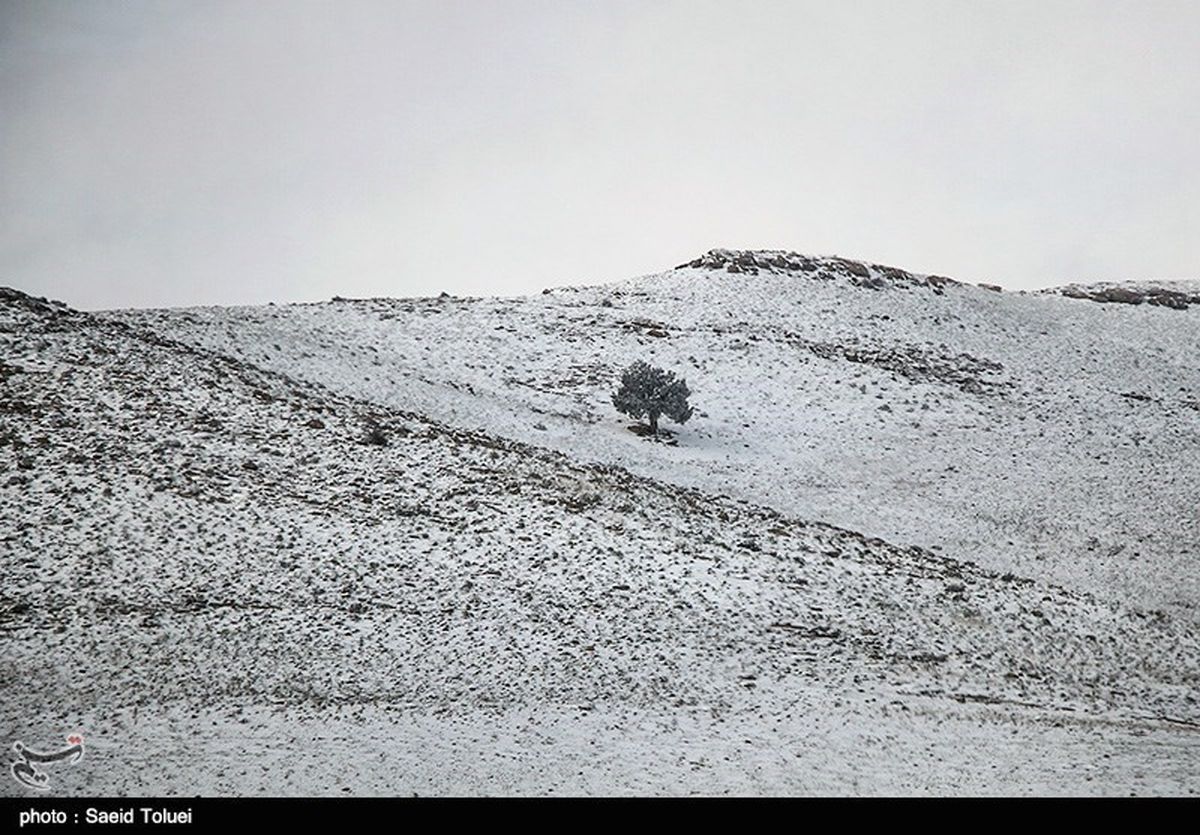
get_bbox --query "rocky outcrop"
[1051,283,1200,310]
[677,249,963,294]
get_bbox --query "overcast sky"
[2,0,1198,309]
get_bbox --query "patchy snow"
[1041,278,1200,309]
[3,252,1200,797]
[13,701,1198,797]
[104,253,1200,619]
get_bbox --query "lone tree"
[612,360,694,436]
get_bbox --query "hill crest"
[675,248,963,294]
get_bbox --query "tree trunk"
[648,412,659,435]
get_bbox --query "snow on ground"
[12,701,1198,797]
[106,251,1200,620]
[1040,278,1200,310]
[3,252,1199,796]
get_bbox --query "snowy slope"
[4,251,1200,796]
[107,250,1200,622]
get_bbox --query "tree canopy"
[612,361,694,435]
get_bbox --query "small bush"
[362,422,388,446]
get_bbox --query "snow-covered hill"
[3,250,1199,796]
[107,250,1200,619]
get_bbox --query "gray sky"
[2,0,1198,309]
